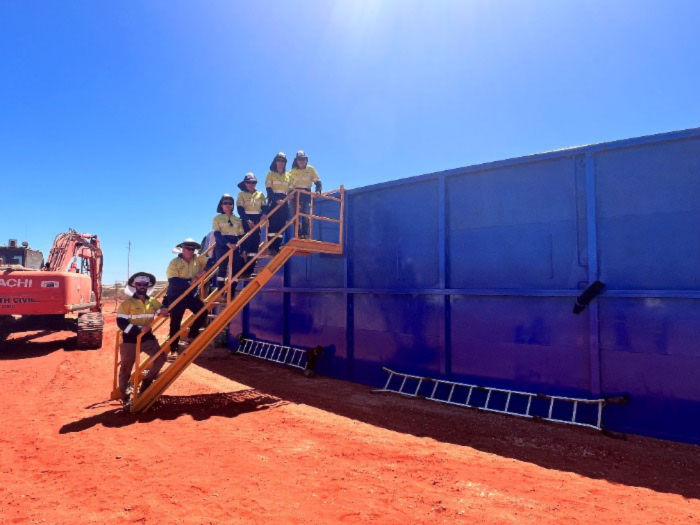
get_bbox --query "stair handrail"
[131,186,344,410]
[120,187,344,405]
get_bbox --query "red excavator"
[0,229,104,348]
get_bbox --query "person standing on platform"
[116,272,168,401]
[212,194,244,291]
[236,173,266,276]
[288,150,322,238]
[265,152,291,254]
[165,238,209,357]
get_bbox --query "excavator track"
[76,312,104,349]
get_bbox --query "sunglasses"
[222,201,234,205]
[182,246,195,251]
[134,282,149,287]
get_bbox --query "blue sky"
[2,0,699,283]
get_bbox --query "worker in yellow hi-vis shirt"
[288,150,321,238]
[236,173,266,277]
[165,238,209,357]
[212,193,244,290]
[265,152,290,254]
[116,272,168,401]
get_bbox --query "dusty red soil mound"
[1,313,699,524]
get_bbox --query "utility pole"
[127,240,131,281]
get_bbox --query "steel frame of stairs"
[111,188,344,412]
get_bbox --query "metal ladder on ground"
[235,337,310,371]
[374,367,626,431]
[111,187,345,413]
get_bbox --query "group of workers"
[115,150,322,402]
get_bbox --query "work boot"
[140,378,154,394]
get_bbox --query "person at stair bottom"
[116,272,168,401]
[236,173,266,277]
[265,152,291,255]
[288,150,322,239]
[165,238,209,357]
[212,194,244,293]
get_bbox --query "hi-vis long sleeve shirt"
[117,296,163,344]
[288,166,321,190]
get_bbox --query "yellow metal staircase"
[111,187,345,413]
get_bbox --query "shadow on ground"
[0,332,78,359]
[60,389,287,434]
[191,350,700,501]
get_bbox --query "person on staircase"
[288,150,322,239]
[165,238,209,358]
[116,272,168,401]
[265,152,291,255]
[212,193,245,292]
[236,173,266,277]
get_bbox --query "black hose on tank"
[573,281,605,314]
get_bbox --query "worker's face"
[245,181,256,191]
[275,159,286,172]
[221,200,234,213]
[133,282,149,296]
[182,246,195,261]
[297,158,307,168]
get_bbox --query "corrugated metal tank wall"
[232,128,700,444]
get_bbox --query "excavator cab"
[0,240,44,269]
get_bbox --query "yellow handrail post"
[131,331,143,405]
[110,331,122,400]
[309,191,315,239]
[339,185,345,246]
[295,190,300,238]
[227,250,233,305]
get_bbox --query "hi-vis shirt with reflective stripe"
[117,296,162,330]
[237,191,266,214]
[213,213,244,236]
[288,166,320,189]
[166,254,209,279]
[265,171,290,195]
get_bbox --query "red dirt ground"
[1,313,699,524]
